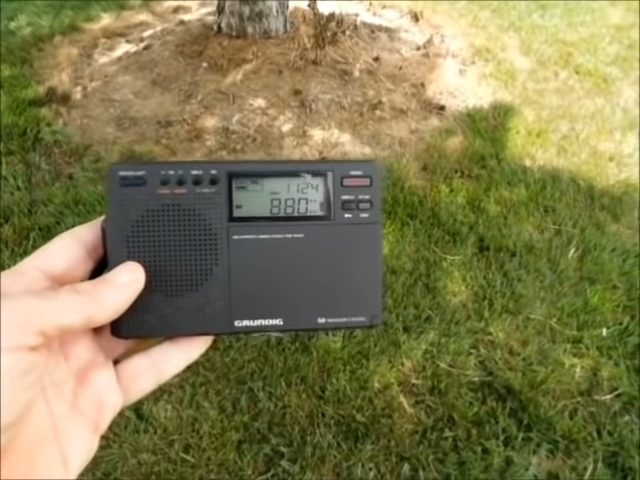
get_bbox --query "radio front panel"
[105,161,383,338]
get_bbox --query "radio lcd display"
[231,175,330,219]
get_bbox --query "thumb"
[22,261,146,342]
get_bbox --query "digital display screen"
[231,175,329,218]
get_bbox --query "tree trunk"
[216,0,289,38]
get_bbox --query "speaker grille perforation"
[126,203,218,297]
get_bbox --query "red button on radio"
[341,176,372,187]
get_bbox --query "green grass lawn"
[1,1,638,479]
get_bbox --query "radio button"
[341,176,372,188]
[209,176,219,186]
[192,176,203,186]
[341,200,357,211]
[159,176,170,186]
[119,175,146,187]
[357,200,372,210]
[176,176,186,186]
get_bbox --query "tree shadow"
[89,103,638,479]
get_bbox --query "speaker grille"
[126,203,218,297]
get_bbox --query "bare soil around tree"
[37,0,490,160]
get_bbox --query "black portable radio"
[105,161,383,338]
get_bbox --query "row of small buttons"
[341,200,372,211]
[159,175,218,187]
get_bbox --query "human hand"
[0,218,213,479]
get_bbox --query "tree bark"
[216,0,289,38]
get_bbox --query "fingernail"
[112,262,145,285]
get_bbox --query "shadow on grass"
[80,104,639,479]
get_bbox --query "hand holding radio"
[0,218,213,479]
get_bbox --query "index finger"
[1,217,104,293]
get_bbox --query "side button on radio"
[357,200,372,210]
[341,200,357,211]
